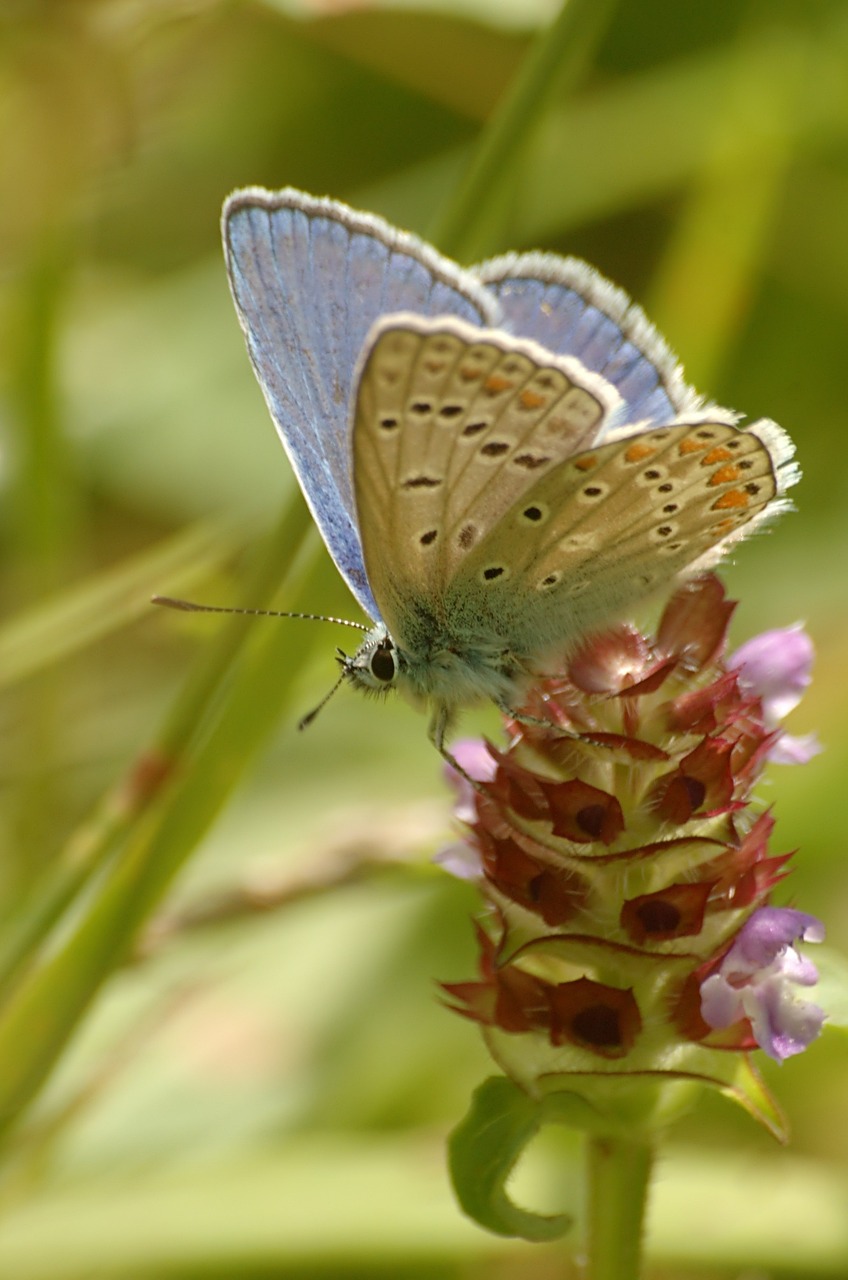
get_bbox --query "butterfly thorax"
[342,618,529,711]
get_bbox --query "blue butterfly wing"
[223,187,501,620]
[475,253,703,430]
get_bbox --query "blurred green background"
[1,0,847,1276]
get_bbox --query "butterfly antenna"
[297,666,348,730]
[151,596,369,632]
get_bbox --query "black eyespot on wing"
[480,441,510,458]
[483,566,505,581]
[419,529,438,546]
[513,453,550,470]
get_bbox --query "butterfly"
[221,186,797,752]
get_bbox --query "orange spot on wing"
[484,374,515,395]
[519,388,547,410]
[424,360,446,373]
[712,517,737,534]
[679,437,707,455]
[624,441,656,463]
[459,365,483,382]
[574,455,599,471]
[708,464,741,486]
[702,445,734,464]
[712,490,749,510]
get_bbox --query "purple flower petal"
[700,973,743,1028]
[760,980,827,1060]
[701,907,826,1062]
[727,907,825,971]
[730,625,814,724]
[443,739,496,824]
[768,732,822,765]
[434,840,484,881]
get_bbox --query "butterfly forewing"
[223,188,500,620]
[352,315,622,635]
[445,420,787,661]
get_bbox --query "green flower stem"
[585,1133,654,1280]
[0,497,319,1137]
[428,0,618,262]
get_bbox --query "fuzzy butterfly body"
[223,188,797,748]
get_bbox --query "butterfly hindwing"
[446,418,793,662]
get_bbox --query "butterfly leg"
[428,702,451,754]
[493,698,577,739]
[427,703,491,793]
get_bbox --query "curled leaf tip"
[448,1076,576,1242]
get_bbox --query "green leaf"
[449,1075,584,1241]
[720,1056,787,1143]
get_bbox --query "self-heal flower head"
[700,907,826,1062]
[730,625,821,764]
[440,576,823,1137]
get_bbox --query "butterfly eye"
[370,640,397,683]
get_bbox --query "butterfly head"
[340,625,401,697]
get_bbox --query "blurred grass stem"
[0,498,315,1136]
[429,0,617,261]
